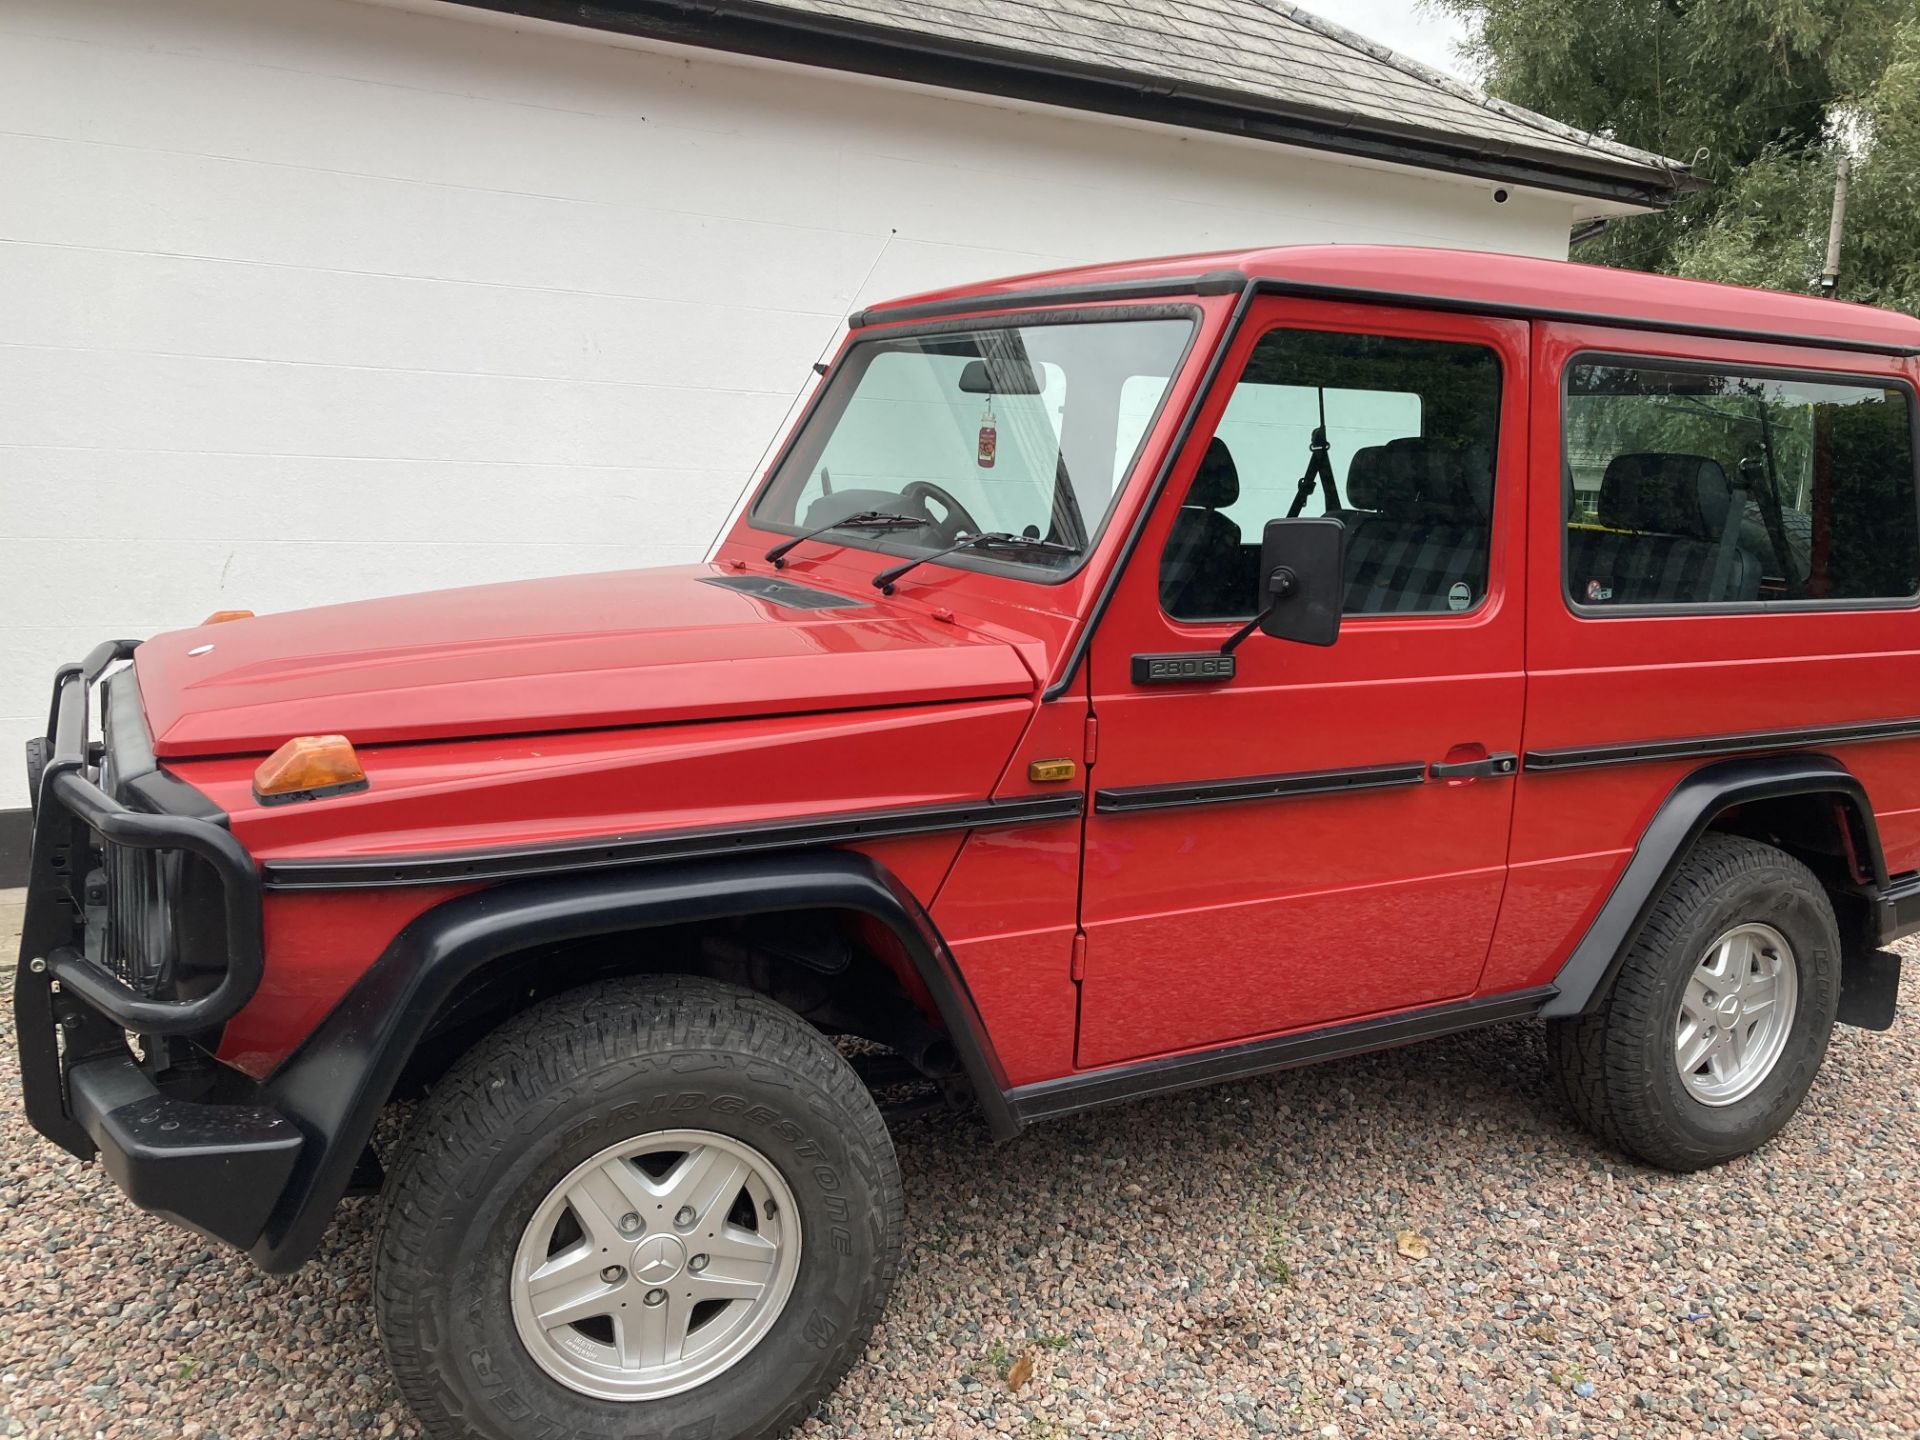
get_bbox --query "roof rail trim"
[850,271,1246,329]
[1248,277,1920,358]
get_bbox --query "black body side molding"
[1096,760,1428,814]
[248,851,1013,1272]
[260,794,1081,890]
[1542,753,1887,1018]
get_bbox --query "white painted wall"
[0,0,1581,808]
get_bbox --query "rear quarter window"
[1563,359,1920,609]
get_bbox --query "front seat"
[1160,437,1245,618]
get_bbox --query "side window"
[1159,328,1502,621]
[1564,361,1920,607]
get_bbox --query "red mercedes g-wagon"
[16,246,1917,1440]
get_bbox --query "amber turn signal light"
[253,734,369,806]
[201,609,255,624]
[1028,758,1076,783]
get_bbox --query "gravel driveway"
[4,890,1917,1439]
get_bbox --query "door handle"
[1428,752,1518,781]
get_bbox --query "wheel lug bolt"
[644,1288,667,1307]
[688,1253,710,1272]
[674,1206,696,1229]
[601,1265,626,1284]
[618,1212,642,1236]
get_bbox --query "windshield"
[752,315,1196,579]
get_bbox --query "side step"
[1004,987,1555,1129]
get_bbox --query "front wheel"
[374,976,903,1440]
[1547,833,1841,1171]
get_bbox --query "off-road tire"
[373,975,903,1440]
[1546,834,1841,1171]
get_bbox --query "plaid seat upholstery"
[1343,517,1488,613]
[1157,435,1495,619]
[1566,452,1761,605]
[1338,438,1492,613]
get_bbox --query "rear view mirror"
[1256,518,1345,647]
[958,357,1045,395]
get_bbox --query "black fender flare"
[1541,753,1884,1019]
[249,850,1011,1272]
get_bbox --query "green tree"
[1432,0,1920,312]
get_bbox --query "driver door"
[1076,298,1528,1067]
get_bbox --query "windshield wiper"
[764,510,930,568]
[871,532,1079,594]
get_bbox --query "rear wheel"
[1547,834,1841,1171]
[374,976,903,1440]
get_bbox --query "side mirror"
[1256,517,1345,647]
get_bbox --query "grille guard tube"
[31,640,265,1035]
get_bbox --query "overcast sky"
[1306,0,1476,82]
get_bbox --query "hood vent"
[699,575,871,611]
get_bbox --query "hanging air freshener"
[976,398,997,469]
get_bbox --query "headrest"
[1345,438,1489,520]
[1344,445,1397,513]
[1188,437,1239,509]
[1599,453,1734,538]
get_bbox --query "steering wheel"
[900,481,985,544]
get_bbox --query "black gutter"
[448,1,1691,209]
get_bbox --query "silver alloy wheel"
[1674,922,1799,1106]
[510,1129,801,1401]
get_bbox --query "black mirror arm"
[1218,608,1271,656]
[1218,566,1299,655]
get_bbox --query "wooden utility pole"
[1819,153,1851,298]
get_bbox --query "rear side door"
[1075,297,1529,1069]
[1479,323,1920,997]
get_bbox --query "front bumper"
[14,641,303,1251]
[63,1053,303,1249]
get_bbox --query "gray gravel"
[4,886,1917,1439]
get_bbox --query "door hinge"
[1083,714,1099,767]
[1070,931,1087,983]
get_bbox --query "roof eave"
[445,0,1699,209]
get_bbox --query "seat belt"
[1708,475,1747,600]
[1287,389,1339,517]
